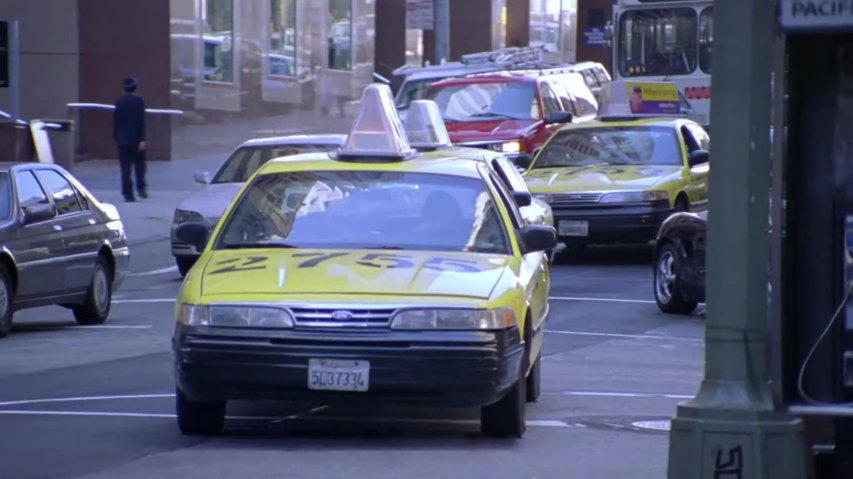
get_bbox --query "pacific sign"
[779,0,853,29]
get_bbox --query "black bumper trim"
[173,327,524,407]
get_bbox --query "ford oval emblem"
[330,310,354,321]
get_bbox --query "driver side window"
[15,171,50,210]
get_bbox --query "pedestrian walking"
[113,77,147,202]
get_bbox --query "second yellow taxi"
[520,80,710,251]
[172,84,557,439]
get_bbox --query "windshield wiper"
[221,242,298,249]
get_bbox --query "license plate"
[559,220,589,237]
[308,359,370,392]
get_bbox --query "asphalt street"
[0,160,706,479]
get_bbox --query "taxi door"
[485,169,549,363]
[680,123,710,211]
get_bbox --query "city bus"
[610,0,712,127]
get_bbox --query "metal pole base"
[668,406,806,479]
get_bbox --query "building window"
[405,29,423,67]
[328,0,352,71]
[269,0,297,77]
[203,0,235,83]
[530,0,576,58]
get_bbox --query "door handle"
[52,225,62,232]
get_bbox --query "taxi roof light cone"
[339,83,415,160]
[404,100,451,151]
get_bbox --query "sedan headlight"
[391,308,516,330]
[174,209,204,224]
[177,304,295,328]
[599,191,669,204]
[501,141,522,154]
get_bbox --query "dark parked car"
[653,210,706,314]
[0,163,130,337]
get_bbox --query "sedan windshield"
[216,171,510,254]
[426,81,538,122]
[212,145,338,184]
[533,126,682,168]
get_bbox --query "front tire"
[73,256,112,325]
[176,256,197,277]
[654,243,698,315]
[0,264,14,338]
[525,352,541,402]
[176,389,225,436]
[481,363,527,438]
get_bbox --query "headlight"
[391,308,516,330]
[533,193,553,203]
[599,191,669,203]
[177,303,210,326]
[501,141,522,154]
[176,304,294,328]
[174,209,204,224]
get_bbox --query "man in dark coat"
[113,77,147,202]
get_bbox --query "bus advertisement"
[610,0,712,127]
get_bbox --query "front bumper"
[551,202,674,244]
[173,326,524,407]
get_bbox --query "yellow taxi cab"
[171,84,557,439]
[519,80,710,249]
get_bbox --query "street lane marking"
[545,329,703,343]
[548,296,656,304]
[0,393,174,407]
[113,298,175,304]
[546,390,694,400]
[0,409,572,428]
[129,266,179,277]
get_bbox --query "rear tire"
[176,389,225,436]
[176,256,197,277]
[481,362,527,438]
[0,264,14,338]
[73,256,112,325]
[654,243,698,315]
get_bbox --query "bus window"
[699,7,713,74]
[617,8,698,78]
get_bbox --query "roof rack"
[392,45,549,77]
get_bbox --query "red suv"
[424,70,598,158]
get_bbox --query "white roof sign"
[340,83,416,159]
[404,100,451,150]
[779,0,853,29]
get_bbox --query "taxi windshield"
[533,126,682,168]
[212,145,336,184]
[426,81,537,122]
[216,171,511,254]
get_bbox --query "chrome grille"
[550,193,602,205]
[290,307,396,328]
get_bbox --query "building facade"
[0,0,602,164]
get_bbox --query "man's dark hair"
[123,77,138,93]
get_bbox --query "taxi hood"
[200,249,511,300]
[524,164,682,192]
[445,119,539,144]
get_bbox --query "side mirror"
[545,111,573,124]
[193,171,211,185]
[512,191,532,207]
[519,224,558,253]
[22,203,57,224]
[514,154,533,171]
[688,149,710,167]
[175,222,210,253]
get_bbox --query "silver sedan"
[0,163,130,337]
[171,134,346,276]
